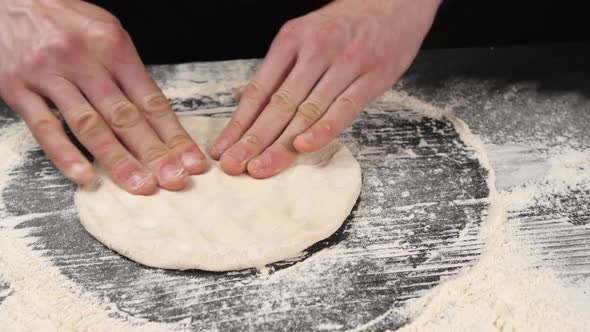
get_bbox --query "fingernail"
[249,159,263,172]
[250,152,271,171]
[224,146,248,164]
[299,132,315,145]
[128,172,153,190]
[66,163,86,179]
[66,162,99,188]
[181,151,205,168]
[160,163,187,183]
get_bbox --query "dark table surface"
[1,42,588,331]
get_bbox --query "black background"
[91,1,589,65]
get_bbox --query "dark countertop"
[1,42,588,330]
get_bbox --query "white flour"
[0,125,179,331]
[0,87,588,331]
[161,80,248,100]
[386,92,590,332]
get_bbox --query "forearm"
[326,0,442,17]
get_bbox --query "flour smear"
[0,124,181,331]
[0,88,588,331]
[386,91,590,332]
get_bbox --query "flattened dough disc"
[75,116,362,271]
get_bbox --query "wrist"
[337,0,442,20]
[391,0,442,16]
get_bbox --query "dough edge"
[75,116,362,271]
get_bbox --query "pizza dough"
[75,116,362,271]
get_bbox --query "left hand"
[210,0,441,178]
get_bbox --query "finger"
[9,88,97,187]
[102,39,208,175]
[31,77,158,195]
[233,85,246,102]
[220,58,329,175]
[247,56,366,178]
[70,65,188,191]
[209,36,297,160]
[294,72,385,153]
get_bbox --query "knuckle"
[268,89,295,112]
[277,19,300,40]
[242,80,267,102]
[71,110,103,138]
[109,101,142,130]
[314,22,343,46]
[242,134,261,147]
[301,24,346,64]
[227,118,245,133]
[142,94,171,118]
[142,145,170,163]
[336,95,359,117]
[296,101,324,125]
[106,152,131,171]
[341,40,367,63]
[23,49,49,71]
[31,117,61,135]
[94,21,128,48]
[47,32,80,56]
[166,133,193,150]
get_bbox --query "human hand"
[0,0,208,195]
[210,0,441,178]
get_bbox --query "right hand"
[0,0,208,195]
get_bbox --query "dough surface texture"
[75,116,362,271]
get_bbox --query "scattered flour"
[161,80,248,100]
[0,87,588,331]
[0,125,179,331]
[500,147,590,211]
[385,91,590,332]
